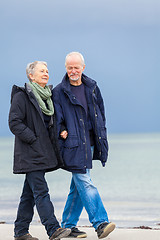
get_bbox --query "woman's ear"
[29,73,34,81]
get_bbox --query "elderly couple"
[9,52,115,240]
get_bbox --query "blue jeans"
[61,169,109,230]
[14,171,60,238]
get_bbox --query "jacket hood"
[10,85,25,103]
[10,83,53,103]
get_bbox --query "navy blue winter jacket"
[53,73,109,173]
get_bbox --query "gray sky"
[1,0,160,135]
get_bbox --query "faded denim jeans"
[61,169,109,230]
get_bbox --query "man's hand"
[60,130,68,139]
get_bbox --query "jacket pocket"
[29,137,44,158]
[64,135,79,148]
[62,136,79,167]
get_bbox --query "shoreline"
[1,222,160,230]
[0,224,160,240]
[1,202,160,230]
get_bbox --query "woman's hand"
[60,130,68,139]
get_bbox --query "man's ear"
[82,65,85,71]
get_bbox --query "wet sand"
[0,224,160,240]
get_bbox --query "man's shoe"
[96,222,115,239]
[14,233,39,240]
[68,227,87,238]
[50,228,71,240]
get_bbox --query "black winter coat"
[8,83,63,174]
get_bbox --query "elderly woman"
[8,61,71,240]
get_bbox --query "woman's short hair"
[26,61,47,81]
[65,52,85,67]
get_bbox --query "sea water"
[0,133,160,228]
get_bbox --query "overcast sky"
[1,0,160,136]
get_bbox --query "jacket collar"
[25,83,53,92]
[61,73,97,94]
[11,83,53,98]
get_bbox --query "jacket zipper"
[80,107,87,167]
[92,87,101,157]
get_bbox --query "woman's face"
[29,63,49,88]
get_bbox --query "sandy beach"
[1,135,160,239]
[0,224,160,240]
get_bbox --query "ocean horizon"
[0,133,160,229]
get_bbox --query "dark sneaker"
[68,227,87,238]
[15,233,39,240]
[96,222,115,239]
[50,228,71,240]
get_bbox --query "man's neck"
[69,79,82,86]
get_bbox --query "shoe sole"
[65,233,87,238]
[54,229,71,240]
[77,234,87,238]
[98,223,116,239]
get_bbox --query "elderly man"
[53,52,115,239]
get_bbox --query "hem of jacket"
[61,166,93,174]
[13,165,62,174]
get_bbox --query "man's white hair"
[26,61,47,81]
[65,52,85,67]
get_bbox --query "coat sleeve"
[94,86,109,165]
[52,90,66,136]
[8,92,37,144]
[95,86,106,126]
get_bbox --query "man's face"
[66,55,85,83]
